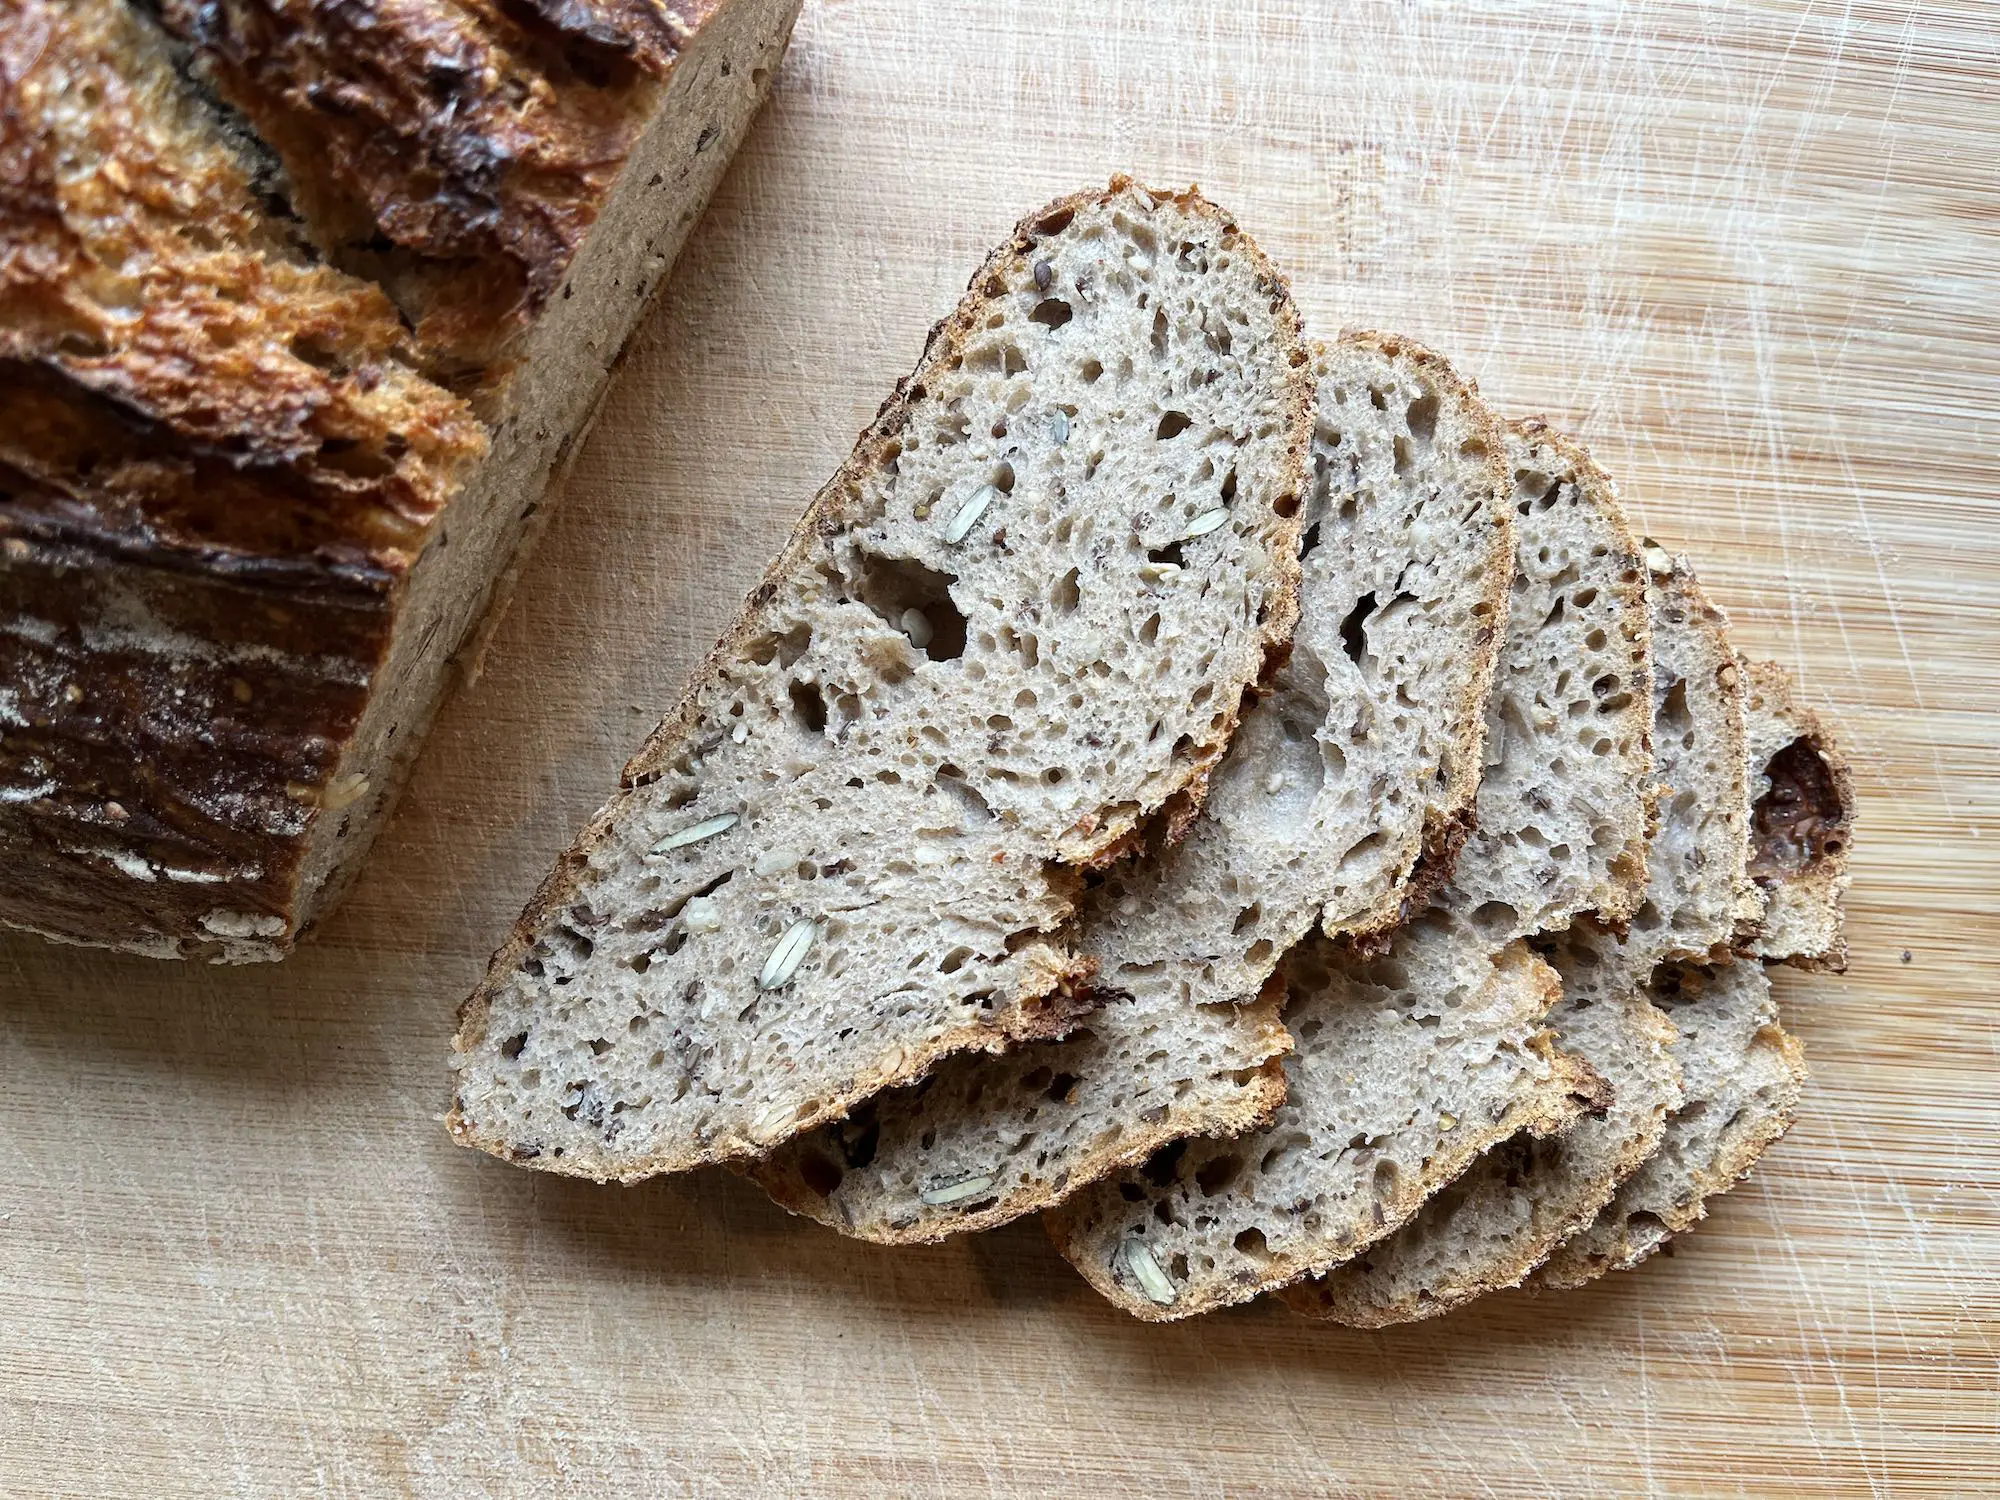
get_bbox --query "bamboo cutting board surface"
[3,3,1996,1494]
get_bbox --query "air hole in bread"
[1338,591,1376,664]
[789,680,827,735]
[1196,1153,1245,1196]
[1404,391,1438,444]
[1156,409,1192,440]
[1030,298,1073,329]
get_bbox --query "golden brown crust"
[449,178,1316,1176]
[0,1,486,568]
[0,0,487,954]
[153,0,725,376]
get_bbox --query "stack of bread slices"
[448,179,1855,1324]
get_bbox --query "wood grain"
[3,2,1996,1494]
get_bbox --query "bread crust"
[0,0,790,958]
[448,178,1316,1179]
[150,0,728,376]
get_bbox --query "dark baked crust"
[0,0,487,952]
[150,0,726,382]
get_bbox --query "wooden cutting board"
[4,3,1995,1494]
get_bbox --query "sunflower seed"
[1439,1110,1458,1130]
[900,608,933,649]
[1182,507,1230,539]
[919,1173,997,1206]
[758,918,817,989]
[944,484,997,544]
[1049,410,1070,445]
[651,812,738,855]
[1123,1240,1178,1305]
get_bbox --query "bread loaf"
[748,331,1517,1243]
[447,180,1315,1180]
[0,0,800,958]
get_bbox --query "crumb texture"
[1048,919,1599,1321]
[750,331,1516,1242]
[451,182,1312,1180]
[1533,958,1805,1287]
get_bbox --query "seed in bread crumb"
[651,812,738,855]
[1049,410,1070,445]
[759,918,817,989]
[1439,1111,1458,1130]
[1182,507,1229,539]
[900,608,933,649]
[1123,1239,1178,1304]
[944,484,997,544]
[919,1173,997,1206]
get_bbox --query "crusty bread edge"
[447,178,1316,1178]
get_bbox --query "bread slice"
[448,181,1315,1180]
[1047,918,1605,1321]
[748,331,1517,1242]
[1,0,800,959]
[1735,659,1855,971]
[1532,958,1806,1288]
[1625,550,1762,961]
[1428,420,1656,943]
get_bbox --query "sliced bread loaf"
[1278,423,1666,1324]
[1735,660,1855,971]
[1048,416,1654,1319]
[749,332,1517,1242]
[1046,917,1604,1321]
[1531,957,1806,1287]
[448,181,1314,1180]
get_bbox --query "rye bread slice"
[1046,919,1605,1321]
[1735,659,1855,971]
[448,180,1314,1179]
[1531,957,1806,1287]
[747,332,1517,1242]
